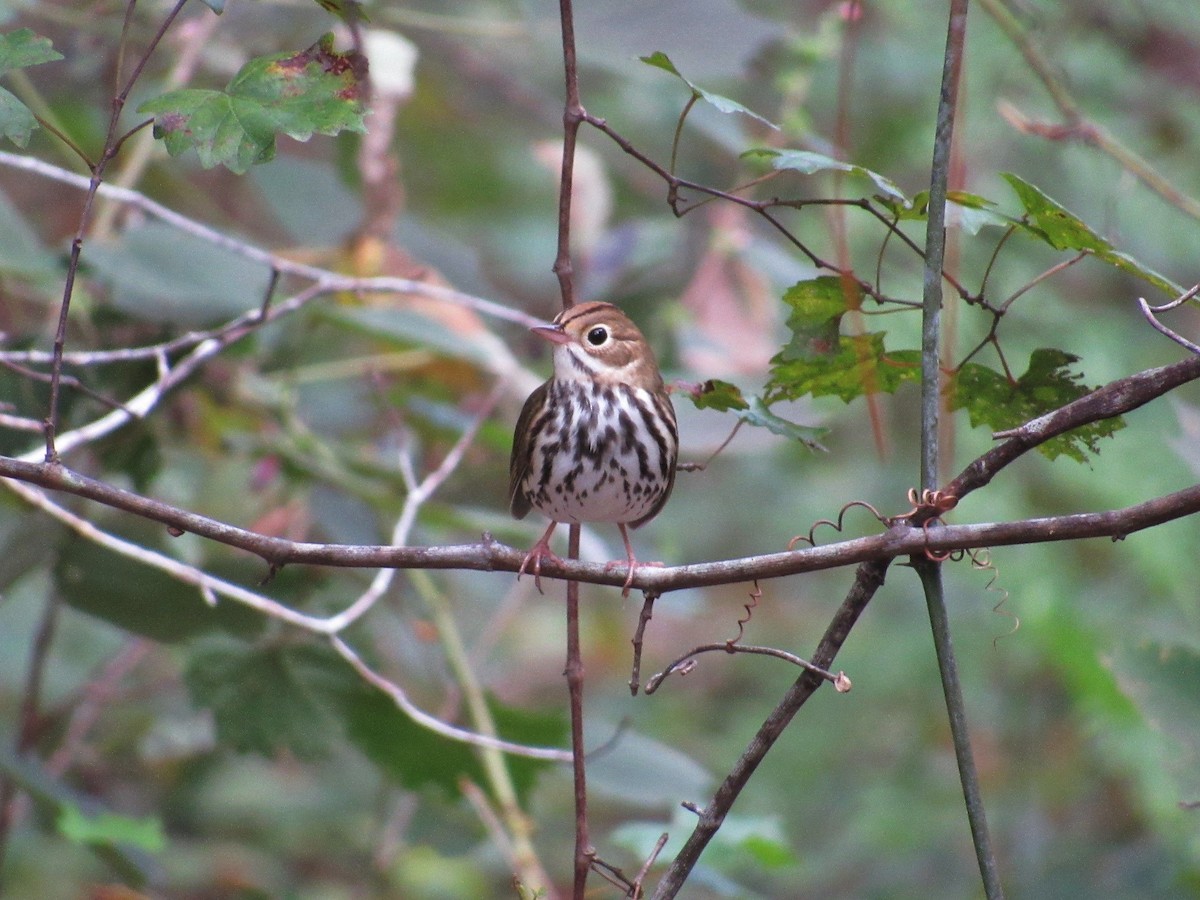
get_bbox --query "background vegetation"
[1,0,1199,897]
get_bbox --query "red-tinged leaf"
[679,379,750,412]
[0,28,61,72]
[139,33,368,173]
[777,276,850,360]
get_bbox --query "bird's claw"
[518,525,561,594]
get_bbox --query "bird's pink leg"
[607,523,663,599]
[518,520,561,594]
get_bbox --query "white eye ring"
[586,326,609,347]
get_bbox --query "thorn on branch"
[260,561,281,585]
[258,267,282,322]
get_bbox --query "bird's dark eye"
[586,326,609,346]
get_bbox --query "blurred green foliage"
[0,0,1199,898]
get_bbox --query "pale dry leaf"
[678,203,777,376]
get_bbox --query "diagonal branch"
[651,559,890,898]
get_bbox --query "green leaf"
[778,276,849,359]
[185,642,347,760]
[768,332,921,403]
[55,531,266,643]
[84,221,271,326]
[945,190,1014,235]
[1097,247,1181,298]
[0,29,62,147]
[613,810,794,872]
[0,748,153,885]
[639,50,683,78]
[1002,172,1108,253]
[703,814,797,870]
[737,396,826,451]
[0,185,59,279]
[639,51,778,129]
[58,807,166,853]
[880,189,1012,235]
[139,33,368,173]
[488,694,569,802]
[746,148,906,203]
[1002,173,1181,297]
[951,349,1123,461]
[0,87,34,146]
[325,305,514,371]
[679,379,750,412]
[188,640,566,802]
[342,683,566,804]
[0,28,62,73]
[342,685,480,792]
[196,0,225,11]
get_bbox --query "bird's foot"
[518,522,560,594]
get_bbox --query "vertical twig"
[564,523,591,898]
[554,0,589,892]
[554,0,582,311]
[43,0,190,461]
[920,2,1004,898]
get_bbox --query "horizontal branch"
[3,456,1197,595]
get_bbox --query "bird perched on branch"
[509,301,678,596]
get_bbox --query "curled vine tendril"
[787,500,890,550]
[726,580,761,647]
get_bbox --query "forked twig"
[1138,287,1200,356]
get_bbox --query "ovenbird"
[509,301,678,596]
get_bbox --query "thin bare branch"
[330,636,571,762]
[644,642,847,695]
[1137,297,1200,356]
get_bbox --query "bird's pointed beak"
[531,323,571,345]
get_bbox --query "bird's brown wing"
[630,391,678,529]
[508,381,549,520]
